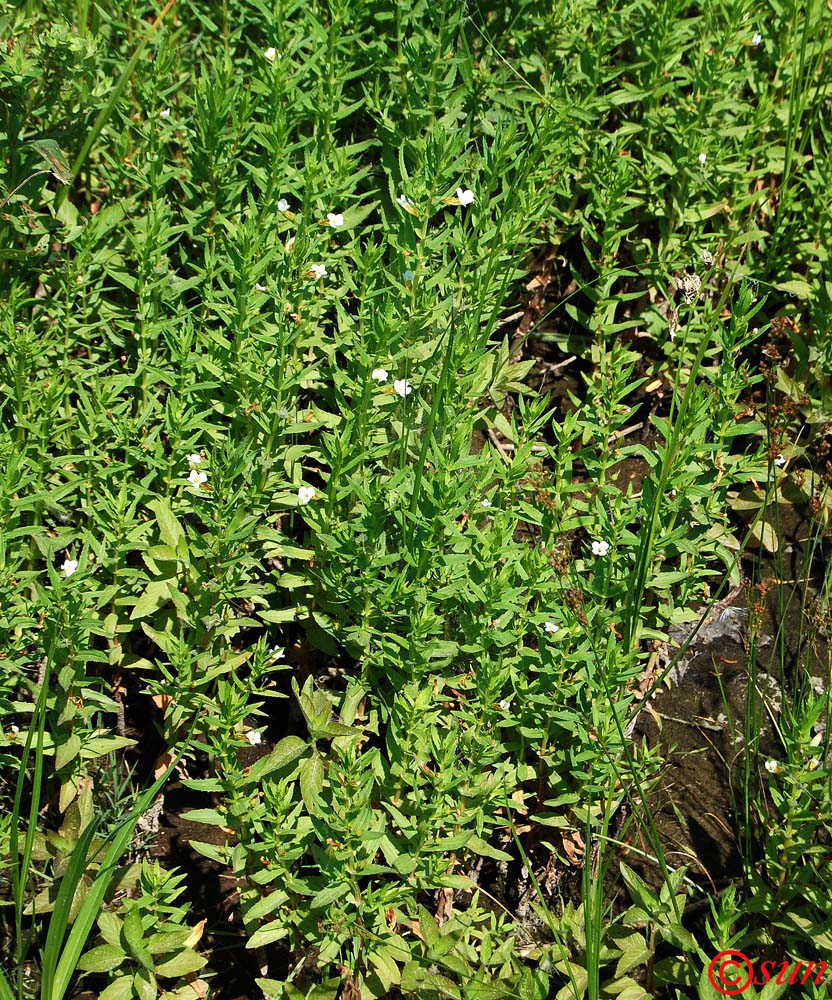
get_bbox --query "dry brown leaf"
[561,830,585,865]
[153,748,174,780]
[435,887,454,926]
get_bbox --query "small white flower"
[591,540,610,557]
[751,32,762,46]
[498,699,511,711]
[326,212,344,228]
[186,453,202,467]
[297,485,316,505]
[188,469,208,488]
[544,622,559,634]
[764,759,781,774]
[396,194,418,215]
[285,236,295,251]
[159,107,171,119]
[10,724,20,735]
[774,453,786,468]
[255,283,267,293]
[278,407,289,419]
[308,264,327,280]
[808,757,821,771]
[393,379,412,397]
[403,269,414,283]
[456,187,475,206]
[481,498,492,508]
[244,730,263,746]
[268,645,286,661]
[277,199,290,212]
[371,368,388,383]
[698,153,707,165]
[61,559,78,578]
[264,47,278,62]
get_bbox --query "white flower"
[278,407,289,419]
[498,699,511,711]
[544,622,559,634]
[396,194,418,215]
[244,730,263,746]
[774,454,786,468]
[277,199,290,212]
[186,453,202,467]
[371,368,388,382]
[751,32,762,45]
[255,282,267,292]
[808,757,821,771]
[403,269,414,283]
[764,759,781,774]
[61,559,78,577]
[326,212,344,228]
[264,47,278,62]
[481,498,492,508]
[297,485,316,505]
[188,469,207,488]
[10,724,19,735]
[268,645,286,661]
[159,107,171,119]
[285,236,295,251]
[393,379,412,397]
[308,264,327,280]
[698,153,707,165]
[591,540,610,557]
[456,187,475,206]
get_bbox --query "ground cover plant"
[1,0,831,998]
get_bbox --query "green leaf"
[153,949,207,978]
[98,977,135,1000]
[130,580,175,621]
[246,920,290,949]
[465,835,512,861]
[30,139,71,184]
[310,882,350,909]
[245,736,308,783]
[179,808,228,826]
[133,967,157,1000]
[516,968,550,1000]
[368,946,402,989]
[148,499,186,554]
[146,928,190,954]
[55,733,82,771]
[619,863,657,915]
[613,932,652,977]
[98,910,124,948]
[243,890,289,923]
[400,961,460,998]
[299,752,325,814]
[77,943,126,973]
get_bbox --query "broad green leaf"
[179,808,228,826]
[246,920,290,949]
[77,943,125,973]
[299,752,325,814]
[98,976,134,1000]
[55,733,82,771]
[245,736,308,783]
[153,949,207,978]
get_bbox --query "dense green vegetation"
[1,1,831,998]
